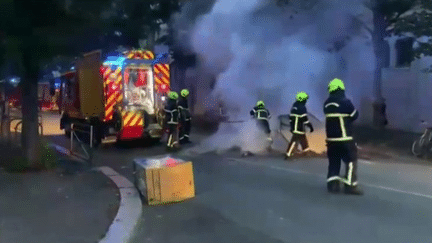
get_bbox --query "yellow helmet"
[168,91,178,100]
[328,78,345,93]
[296,91,309,102]
[180,89,189,97]
[256,100,265,107]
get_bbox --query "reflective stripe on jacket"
[250,106,271,120]
[164,99,179,124]
[289,101,310,135]
[323,94,358,142]
[178,97,191,121]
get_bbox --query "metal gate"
[69,123,95,165]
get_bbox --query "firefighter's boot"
[327,181,341,193]
[344,185,364,195]
[242,151,254,157]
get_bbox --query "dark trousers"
[286,133,309,157]
[326,141,358,187]
[257,120,271,135]
[179,118,191,142]
[166,123,179,148]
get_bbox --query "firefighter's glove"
[306,123,314,133]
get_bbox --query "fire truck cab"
[59,49,171,145]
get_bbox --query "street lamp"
[9,77,20,88]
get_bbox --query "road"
[43,112,432,243]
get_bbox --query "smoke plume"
[173,0,375,154]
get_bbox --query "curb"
[49,143,88,164]
[49,143,143,242]
[97,166,143,243]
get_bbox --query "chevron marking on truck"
[154,64,170,91]
[104,67,123,122]
[122,111,144,127]
[143,51,155,60]
[124,50,154,60]
[115,67,123,103]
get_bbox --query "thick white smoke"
[174,0,375,154]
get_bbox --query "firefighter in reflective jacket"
[285,92,313,159]
[178,89,192,144]
[164,91,180,149]
[324,78,363,195]
[250,101,272,141]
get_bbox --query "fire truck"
[58,49,171,145]
[0,79,57,111]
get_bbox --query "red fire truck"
[59,49,171,145]
[2,81,57,111]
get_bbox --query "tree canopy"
[99,0,181,48]
[390,0,432,58]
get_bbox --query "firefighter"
[324,78,363,195]
[178,89,192,144]
[164,91,180,149]
[250,101,272,142]
[285,91,313,159]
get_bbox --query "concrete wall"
[381,67,432,133]
[345,70,375,125]
[383,35,432,133]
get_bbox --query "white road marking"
[228,158,321,176]
[97,166,143,243]
[362,184,432,200]
[359,160,373,165]
[228,158,432,200]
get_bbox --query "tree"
[102,0,181,48]
[391,0,432,59]
[0,0,111,169]
[277,0,432,125]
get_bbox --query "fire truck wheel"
[65,129,71,138]
[113,111,122,132]
[90,120,102,148]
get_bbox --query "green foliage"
[1,140,57,172]
[103,0,181,46]
[391,3,432,59]
[393,10,432,37]
[1,0,111,58]
[37,140,58,170]
[13,0,67,29]
[379,0,414,20]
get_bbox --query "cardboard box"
[133,156,195,205]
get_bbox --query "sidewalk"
[0,141,120,243]
[353,125,431,164]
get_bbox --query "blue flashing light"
[103,56,126,67]
[152,53,169,65]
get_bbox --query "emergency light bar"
[103,56,126,67]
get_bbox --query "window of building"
[395,37,414,67]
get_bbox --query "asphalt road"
[44,112,432,243]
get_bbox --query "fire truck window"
[62,78,71,100]
[68,77,74,100]
[124,68,130,86]
[129,70,138,88]
[38,85,43,100]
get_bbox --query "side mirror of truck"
[49,80,56,96]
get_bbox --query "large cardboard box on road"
[133,155,195,205]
